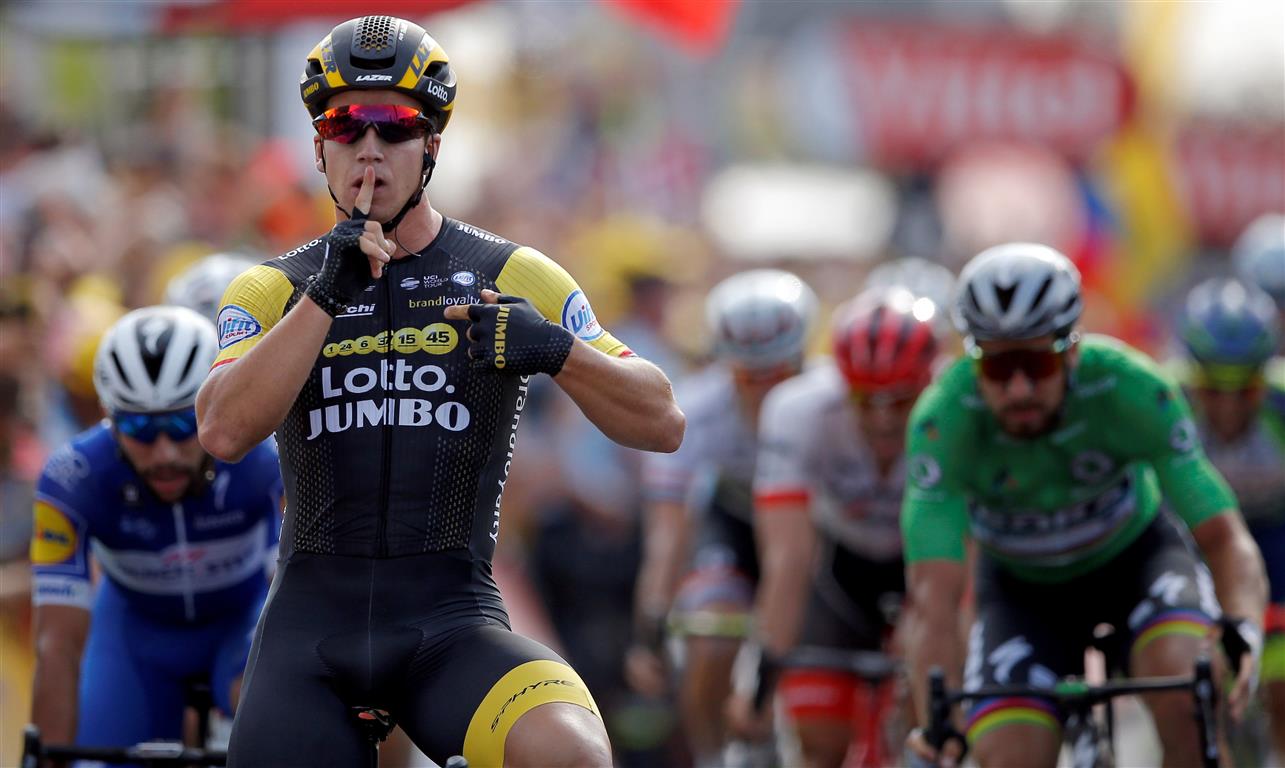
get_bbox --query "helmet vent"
[1028,274,1052,314]
[110,351,133,392]
[994,283,1017,312]
[354,15,396,56]
[178,344,200,382]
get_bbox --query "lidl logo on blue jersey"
[451,271,477,287]
[31,501,77,565]
[561,290,603,342]
[217,305,262,349]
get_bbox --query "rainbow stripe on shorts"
[966,696,1060,743]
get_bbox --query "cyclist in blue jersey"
[1176,276,1285,755]
[30,306,282,753]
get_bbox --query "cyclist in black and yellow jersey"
[195,16,685,768]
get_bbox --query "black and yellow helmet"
[300,15,457,132]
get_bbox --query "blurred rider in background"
[165,252,260,322]
[30,306,281,754]
[731,287,940,768]
[628,269,816,767]
[1176,276,1285,757]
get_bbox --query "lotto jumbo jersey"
[902,335,1236,583]
[31,425,281,624]
[212,218,631,560]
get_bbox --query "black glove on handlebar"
[1221,616,1263,693]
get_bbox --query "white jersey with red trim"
[754,363,904,561]
[642,365,757,518]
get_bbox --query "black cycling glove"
[465,294,574,376]
[306,211,376,317]
[1221,616,1263,693]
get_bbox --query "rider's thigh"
[504,701,613,768]
[78,640,185,745]
[226,621,366,767]
[971,723,1060,768]
[1265,680,1285,756]
[793,717,852,768]
[779,669,857,768]
[678,632,740,757]
[77,601,186,744]
[1130,633,1213,768]
[226,664,366,768]
[211,602,259,717]
[399,624,604,768]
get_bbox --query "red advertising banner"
[838,21,1136,168]
[1172,121,1285,246]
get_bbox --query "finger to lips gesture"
[442,289,500,344]
[353,166,396,278]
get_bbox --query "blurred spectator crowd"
[0,1,1281,764]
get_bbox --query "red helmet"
[832,287,939,394]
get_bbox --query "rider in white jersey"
[629,269,816,767]
[732,287,940,768]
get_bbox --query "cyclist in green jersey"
[901,243,1267,768]
[196,16,684,768]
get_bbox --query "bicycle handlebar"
[926,657,1218,768]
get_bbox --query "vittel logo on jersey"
[305,360,471,440]
[451,271,477,287]
[561,290,603,342]
[217,305,262,349]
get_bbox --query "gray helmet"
[164,252,258,322]
[705,269,817,368]
[94,306,218,413]
[865,256,956,313]
[952,242,1082,342]
[1233,213,1285,306]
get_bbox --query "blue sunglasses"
[113,408,200,443]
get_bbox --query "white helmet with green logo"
[952,243,1083,342]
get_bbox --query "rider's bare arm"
[31,604,90,744]
[1194,512,1268,628]
[904,560,967,726]
[554,347,684,453]
[634,499,693,631]
[197,300,332,462]
[752,501,816,656]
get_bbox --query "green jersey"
[901,335,1236,583]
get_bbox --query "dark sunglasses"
[850,387,921,409]
[113,408,199,443]
[969,335,1077,383]
[313,104,433,145]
